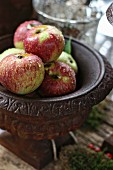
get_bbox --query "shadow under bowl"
[0,34,113,140]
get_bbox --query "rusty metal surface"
[0,35,112,140]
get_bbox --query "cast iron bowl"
[0,34,113,140]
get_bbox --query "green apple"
[57,51,78,73]
[0,48,25,61]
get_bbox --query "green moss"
[68,147,113,170]
[60,146,113,170]
[83,103,105,129]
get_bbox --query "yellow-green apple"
[38,61,76,97]
[0,48,25,61]
[57,51,78,73]
[14,20,42,49]
[0,53,45,95]
[24,25,65,63]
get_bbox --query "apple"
[0,53,45,95]
[0,48,25,61]
[57,51,78,73]
[24,25,65,63]
[38,61,76,97]
[14,20,42,49]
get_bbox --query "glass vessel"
[32,0,102,46]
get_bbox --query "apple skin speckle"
[38,61,76,97]
[24,25,65,63]
[0,53,45,95]
[14,20,42,49]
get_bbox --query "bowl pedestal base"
[0,130,75,169]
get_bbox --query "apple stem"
[69,58,73,63]
[35,28,46,34]
[17,55,23,59]
[50,74,61,80]
[44,62,53,68]
[27,24,36,30]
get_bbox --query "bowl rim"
[32,1,102,25]
[0,34,105,103]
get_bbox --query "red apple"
[14,20,42,49]
[38,61,76,97]
[0,48,25,62]
[0,53,45,94]
[24,25,65,63]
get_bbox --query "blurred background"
[0,0,32,36]
[0,0,112,37]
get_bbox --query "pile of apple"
[0,20,78,97]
